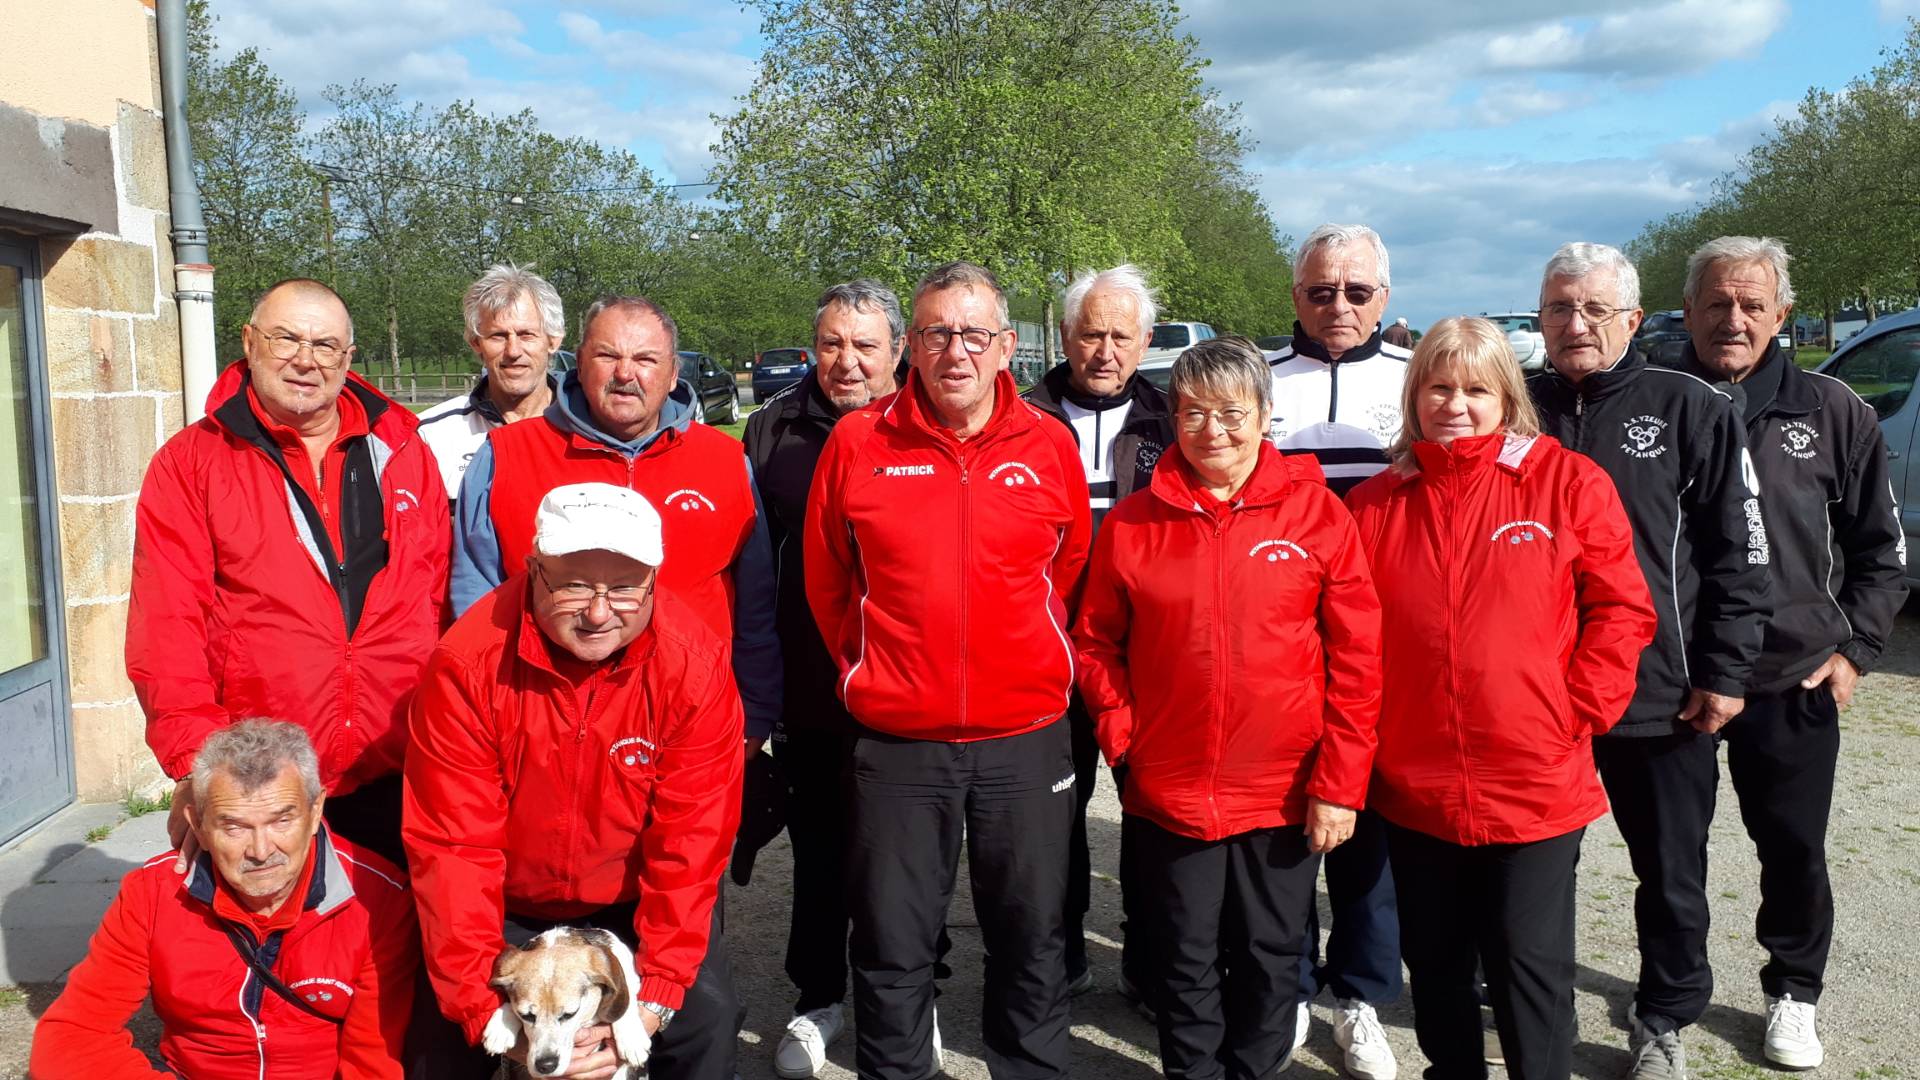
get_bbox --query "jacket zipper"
[1573,393,1587,453]
[957,451,971,731]
[1209,509,1230,836]
[1327,361,1341,422]
[1439,466,1475,842]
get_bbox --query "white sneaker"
[774,1003,846,1079]
[1763,994,1823,1070]
[1293,1001,1311,1053]
[1333,999,1398,1080]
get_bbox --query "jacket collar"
[468,372,561,425]
[184,826,353,920]
[1290,321,1385,365]
[1679,339,1813,421]
[546,370,691,456]
[1026,363,1172,418]
[1150,441,1299,513]
[1542,345,1644,403]
[207,360,409,451]
[1395,431,1545,486]
[877,368,1032,444]
[506,571,655,681]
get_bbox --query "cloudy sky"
[212,0,1919,327]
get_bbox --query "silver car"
[1816,304,1920,586]
[1483,312,1547,372]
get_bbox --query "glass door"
[0,235,74,844]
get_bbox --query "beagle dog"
[482,927,652,1078]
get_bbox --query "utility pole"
[310,162,353,287]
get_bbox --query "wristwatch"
[637,1000,676,1031]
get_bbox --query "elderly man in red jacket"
[405,482,745,1080]
[126,278,450,869]
[31,720,418,1080]
[806,261,1093,1080]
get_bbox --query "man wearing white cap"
[405,482,747,1079]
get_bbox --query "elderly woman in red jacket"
[1346,316,1656,1080]
[1075,336,1384,1080]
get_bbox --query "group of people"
[26,223,1905,1080]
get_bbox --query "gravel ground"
[6,608,1918,1079]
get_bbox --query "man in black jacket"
[1677,237,1907,1071]
[1021,264,1175,1000]
[743,278,906,1079]
[1528,242,1771,1080]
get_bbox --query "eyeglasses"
[250,326,350,367]
[1300,284,1380,307]
[1176,407,1254,433]
[1540,301,1629,328]
[915,326,1007,355]
[534,563,654,613]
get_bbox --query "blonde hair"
[1389,316,1540,469]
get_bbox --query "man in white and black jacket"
[1676,237,1907,1071]
[1527,243,1772,1080]
[1021,264,1175,1000]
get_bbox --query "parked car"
[1482,312,1547,372]
[751,347,814,402]
[1633,310,1690,368]
[679,350,740,425]
[1637,309,1796,368]
[1143,321,1218,364]
[1816,304,1920,586]
[1255,334,1293,352]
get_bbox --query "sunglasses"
[1301,284,1380,307]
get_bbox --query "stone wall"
[2,0,183,800]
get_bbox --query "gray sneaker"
[1628,1017,1687,1080]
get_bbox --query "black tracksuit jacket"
[1680,342,1908,691]
[1529,350,1771,735]
[743,370,861,733]
[1020,364,1175,530]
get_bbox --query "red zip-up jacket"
[127,361,450,791]
[1075,444,1382,840]
[804,369,1093,741]
[30,830,415,1080]
[403,580,744,1041]
[1346,433,1656,846]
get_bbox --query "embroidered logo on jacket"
[663,488,717,512]
[988,461,1044,487]
[1249,539,1311,563]
[876,463,937,477]
[1780,421,1820,460]
[1490,520,1555,545]
[289,977,354,1003]
[610,736,657,767]
[1621,415,1669,459]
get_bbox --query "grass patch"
[1795,347,1832,370]
[124,789,172,818]
[0,986,26,1009]
[85,823,114,843]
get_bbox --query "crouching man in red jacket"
[404,482,746,1079]
[31,720,418,1080]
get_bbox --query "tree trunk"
[1042,295,1056,368]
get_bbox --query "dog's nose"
[533,1054,561,1074]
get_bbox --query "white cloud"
[1878,0,1920,19]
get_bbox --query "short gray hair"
[1541,242,1642,310]
[250,279,355,345]
[1170,336,1271,415]
[464,263,565,341]
[814,278,904,346]
[1293,224,1392,288]
[191,720,324,807]
[912,261,1010,329]
[1061,264,1159,339]
[580,295,680,355]
[1684,236,1795,308]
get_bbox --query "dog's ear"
[490,943,532,998]
[580,935,631,1022]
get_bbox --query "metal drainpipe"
[155,0,217,423]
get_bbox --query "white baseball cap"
[533,483,664,567]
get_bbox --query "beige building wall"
[3,0,183,800]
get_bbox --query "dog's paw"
[612,1012,652,1069]
[481,1005,520,1055]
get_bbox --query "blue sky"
[212,0,1920,327]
